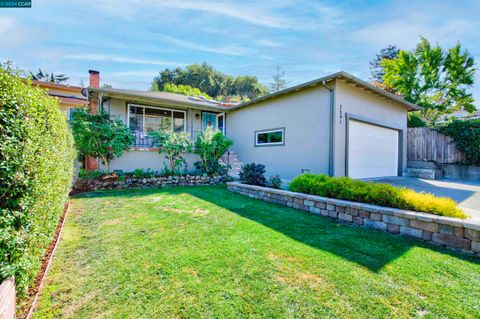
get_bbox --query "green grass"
[32,186,480,318]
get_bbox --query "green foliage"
[132,168,156,178]
[239,163,267,186]
[151,62,269,100]
[29,68,69,84]
[370,45,400,83]
[439,118,480,164]
[148,129,193,175]
[194,127,233,175]
[382,37,476,124]
[71,108,133,172]
[289,174,467,218]
[267,175,282,189]
[160,83,212,100]
[78,168,104,179]
[407,112,427,128]
[0,66,75,294]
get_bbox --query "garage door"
[348,120,399,179]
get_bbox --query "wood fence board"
[407,128,464,163]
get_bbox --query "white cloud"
[159,35,249,56]
[63,54,186,66]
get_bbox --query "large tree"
[151,62,268,100]
[382,38,476,123]
[370,45,400,83]
[269,65,290,92]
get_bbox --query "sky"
[1,0,479,103]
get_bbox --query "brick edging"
[227,182,480,256]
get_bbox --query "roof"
[31,80,84,93]
[230,71,420,111]
[87,71,420,112]
[88,87,237,111]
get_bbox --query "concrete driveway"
[370,177,480,219]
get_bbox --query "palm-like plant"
[30,68,70,84]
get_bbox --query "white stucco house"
[85,70,419,181]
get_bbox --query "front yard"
[33,186,480,318]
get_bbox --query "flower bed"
[73,174,227,192]
[227,182,480,256]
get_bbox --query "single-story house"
[85,70,419,180]
[31,80,88,116]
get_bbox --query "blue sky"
[1,0,479,103]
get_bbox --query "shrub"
[132,168,156,178]
[0,66,75,294]
[71,108,133,172]
[239,163,266,186]
[267,175,282,189]
[289,174,467,218]
[194,127,233,175]
[78,168,105,179]
[407,112,427,128]
[438,118,480,165]
[149,129,193,175]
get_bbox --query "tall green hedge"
[0,66,75,294]
[439,118,480,165]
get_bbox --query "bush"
[239,163,266,186]
[194,127,233,175]
[78,168,104,179]
[267,175,282,189]
[71,108,133,172]
[0,66,75,294]
[132,168,156,178]
[289,174,467,218]
[438,118,480,164]
[149,129,193,175]
[407,112,427,128]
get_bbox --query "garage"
[347,119,399,179]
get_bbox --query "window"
[128,104,186,135]
[255,128,285,146]
[202,112,217,130]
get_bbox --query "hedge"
[289,174,467,219]
[439,118,480,165]
[0,66,75,295]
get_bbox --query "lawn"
[33,186,480,318]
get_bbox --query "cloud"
[159,35,249,56]
[63,54,186,67]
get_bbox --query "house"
[31,80,88,117]
[85,70,419,180]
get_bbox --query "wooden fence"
[407,127,464,164]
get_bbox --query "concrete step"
[407,160,439,170]
[404,168,443,180]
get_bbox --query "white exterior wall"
[227,86,331,180]
[333,80,408,177]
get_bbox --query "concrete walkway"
[370,177,480,220]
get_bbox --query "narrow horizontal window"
[255,128,285,146]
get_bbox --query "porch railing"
[132,131,203,148]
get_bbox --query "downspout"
[322,80,335,176]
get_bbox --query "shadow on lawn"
[75,186,479,272]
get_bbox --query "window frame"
[126,103,187,134]
[254,127,285,147]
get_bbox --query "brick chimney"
[86,70,100,171]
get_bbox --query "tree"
[148,130,193,175]
[71,108,133,173]
[29,68,69,84]
[151,62,268,101]
[370,45,400,83]
[382,37,476,123]
[159,83,212,99]
[102,83,113,89]
[269,65,290,92]
[194,127,233,175]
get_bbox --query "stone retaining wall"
[227,182,480,256]
[74,175,227,192]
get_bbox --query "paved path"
[370,177,480,220]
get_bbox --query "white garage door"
[348,120,399,179]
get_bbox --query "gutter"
[322,80,335,177]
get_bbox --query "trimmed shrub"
[0,66,75,294]
[239,163,266,186]
[267,175,282,189]
[407,112,427,128]
[194,127,233,175]
[289,174,467,218]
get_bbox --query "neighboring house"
[31,80,87,117]
[438,109,480,122]
[86,70,419,180]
